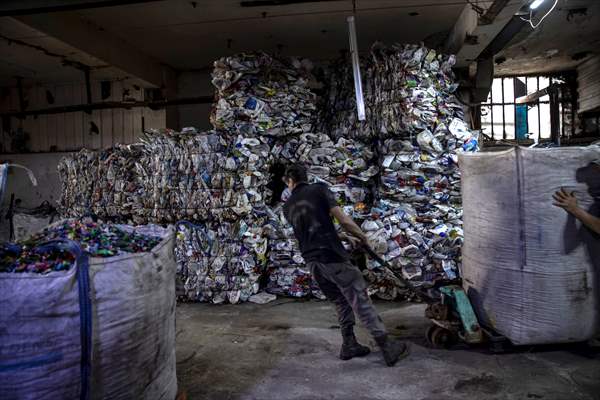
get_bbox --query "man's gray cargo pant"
[308,260,388,337]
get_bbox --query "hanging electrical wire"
[521,0,559,29]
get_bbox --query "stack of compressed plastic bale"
[57,52,319,304]
[358,43,479,300]
[137,128,270,224]
[56,127,271,304]
[142,128,270,304]
[261,203,321,298]
[58,149,97,219]
[276,132,378,219]
[174,218,268,304]
[176,52,320,303]
[211,52,316,139]
[265,130,378,298]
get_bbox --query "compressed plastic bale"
[211,52,317,138]
[175,219,268,304]
[459,146,600,345]
[0,231,177,400]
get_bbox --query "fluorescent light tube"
[347,16,366,122]
[530,0,545,9]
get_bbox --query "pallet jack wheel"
[425,325,437,345]
[428,326,457,349]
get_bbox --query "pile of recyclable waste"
[259,202,325,299]
[58,144,144,223]
[354,43,478,299]
[58,149,105,219]
[174,53,325,303]
[267,129,379,298]
[58,128,274,226]
[174,219,267,304]
[139,128,273,303]
[316,56,375,141]
[54,45,479,304]
[138,128,272,224]
[57,128,273,304]
[210,52,342,300]
[275,132,378,219]
[211,52,317,138]
[0,219,162,274]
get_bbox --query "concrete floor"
[175,299,600,400]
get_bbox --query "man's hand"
[339,232,364,249]
[346,235,363,249]
[552,187,600,235]
[553,188,579,213]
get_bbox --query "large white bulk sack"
[459,146,600,345]
[0,230,177,400]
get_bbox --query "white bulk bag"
[459,146,599,345]
[0,229,177,400]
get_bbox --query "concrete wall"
[0,152,67,209]
[177,71,214,131]
[0,79,166,153]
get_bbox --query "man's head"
[283,163,308,191]
[576,160,600,199]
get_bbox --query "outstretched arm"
[331,206,369,244]
[553,188,600,235]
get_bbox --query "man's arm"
[330,206,369,244]
[553,188,600,235]
[569,208,600,235]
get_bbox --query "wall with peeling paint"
[0,79,165,153]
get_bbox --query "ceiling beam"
[479,0,511,25]
[0,0,166,16]
[13,14,176,91]
[446,0,530,68]
[444,4,480,56]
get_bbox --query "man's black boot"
[374,334,409,367]
[339,327,370,360]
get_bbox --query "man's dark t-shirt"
[283,182,349,263]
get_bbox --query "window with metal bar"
[480,76,564,142]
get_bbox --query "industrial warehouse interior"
[1,0,600,399]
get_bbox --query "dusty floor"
[175,299,600,400]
